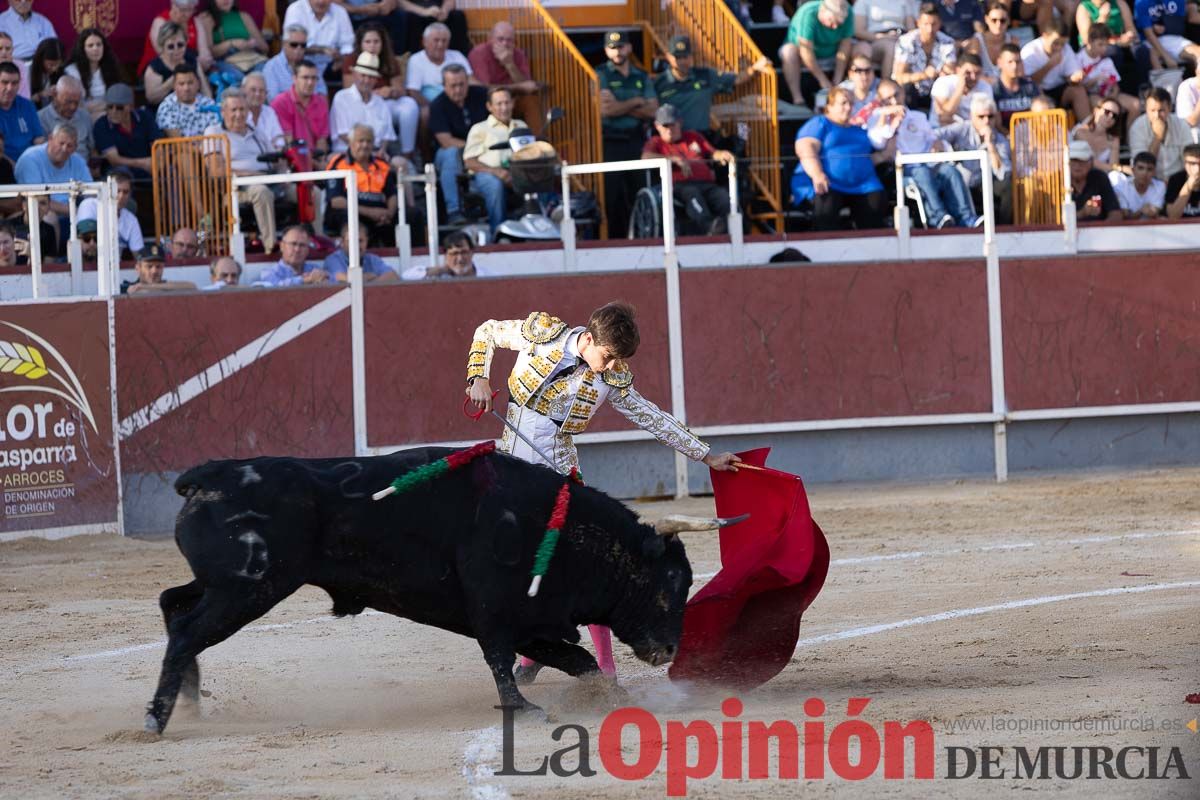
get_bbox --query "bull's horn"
[653,512,750,536]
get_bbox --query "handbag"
[224,49,267,73]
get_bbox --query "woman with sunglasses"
[975,1,1018,80]
[1071,97,1123,172]
[64,28,126,119]
[145,22,214,106]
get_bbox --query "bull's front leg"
[477,636,542,715]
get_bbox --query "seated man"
[468,21,539,125]
[325,123,397,244]
[322,219,396,282]
[929,53,993,126]
[1129,87,1192,182]
[155,64,219,138]
[401,230,492,279]
[281,0,354,82]
[169,226,200,260]
[1164,143,1200,219]
[93,84,162,181]
[779,0,856,110]
[1111,151,1165,219]
[429,63,490,226]
[254,225,330,286]
[1020,19,1089,124]
[869,80,979,228]
[1067,139,1122,223]
[1134,0,1200,70]
[121,243,197,294]
[642,103,734,235]
[270,59,331,157]
[201,254,243,290]
[76,218,98,263]
[263,25,327,101]
[36,75,93,159]
[330,52,396,155]
[0,61,43,160]
[203,89,279,254]
[463,87,527,235]
[0,222,16,270]
[14,124,90,249]
[77,168,144,258]
[934,95,1013,223]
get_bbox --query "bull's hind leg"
[158,581,205,711]
[477,636,542,715]
[145,582,295,734]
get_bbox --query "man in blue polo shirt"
[0,60,42,160]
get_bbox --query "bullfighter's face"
[577,331,618,373]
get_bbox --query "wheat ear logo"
[0,320,99,434]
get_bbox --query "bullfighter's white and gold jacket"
[467,311,709,473]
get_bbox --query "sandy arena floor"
[2,467,1198,798]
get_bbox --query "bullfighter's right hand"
[468,378,494,413]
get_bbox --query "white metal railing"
[395,162,440,272]
[0,179,120,298]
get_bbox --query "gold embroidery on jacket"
[561,370,598,434]
[508,347,565,408]
[521,311,567,343]
[467,339,489,381]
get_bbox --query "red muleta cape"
[669,448,830,689]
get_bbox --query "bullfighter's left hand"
[703,451,739,471]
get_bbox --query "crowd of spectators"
[782,0,1200,230]
[3,0,1200,289]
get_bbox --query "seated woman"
[197,0,269,88]
[792,86,892,230]
[29,38,66,109]
[64,28,126,119]
[145,23,214,106]
[974,1,1018,81]
[1071,96,1124,173]
[342,23,419,160]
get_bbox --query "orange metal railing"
[459,0,605,233]
[633,0,782,231]
[151,135,234,258]
[1010,110,1070,226]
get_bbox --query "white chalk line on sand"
[692,527,1200,581]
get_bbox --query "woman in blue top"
[792,86,892,230]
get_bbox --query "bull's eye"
[666,568,680,585]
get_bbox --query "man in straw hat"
[330,51,397,158]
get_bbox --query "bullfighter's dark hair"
[587,301,640,360]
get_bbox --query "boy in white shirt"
[1110,151,1166,219]
[1020,19,1089,122]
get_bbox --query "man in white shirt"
[203,89,279,253]
[929,52,993,125]
[1173,74,1200,138]
[1129,87,1193,181]
[241,73,286,149]
[330,51,396,155]
[1019,19,1088,122]
[463,86,527,234]
[77,168,144,258]
[1110,151,1165,219]
[405,22,473,103]
[281,0,354,81]
[0,0,55,61]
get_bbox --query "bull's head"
[612,513,749,667]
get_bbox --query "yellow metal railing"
[151,135,234,258]
[633,0,782,232]
[1010,110,1070,226]
[459,0,605,234]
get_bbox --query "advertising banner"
[0,300,120,541]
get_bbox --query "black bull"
[145,446,696,734]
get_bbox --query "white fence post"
[424,162,439,267]
[727,157,744,264]
[560,160,576,271]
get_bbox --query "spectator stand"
[1010,109,1073,234]
[458,0,605,233]
[0,178,122,298]
[632,0,782,232]
[151,135,235,259]
[395,162,440,272]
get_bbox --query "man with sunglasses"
[264,25,327,101]
[94,84,162,181]
[934,94,1013,222]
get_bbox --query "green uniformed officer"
[598,30,657,239]
[652,34,773,138]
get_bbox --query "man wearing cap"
[330,52,396,156]
[642,104,735,235]
[1068,139,1121,223]
[654,35,772,137]
[94,84,163,180]
[282,0,355,82]
[36,75,92,159]
[203,88,280,254]
[599,29,657,239]
[122,244,197,294]
[780,0,857,111]
[463,86,528,234]
[75,218,98,263]
[77,168,144,259]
